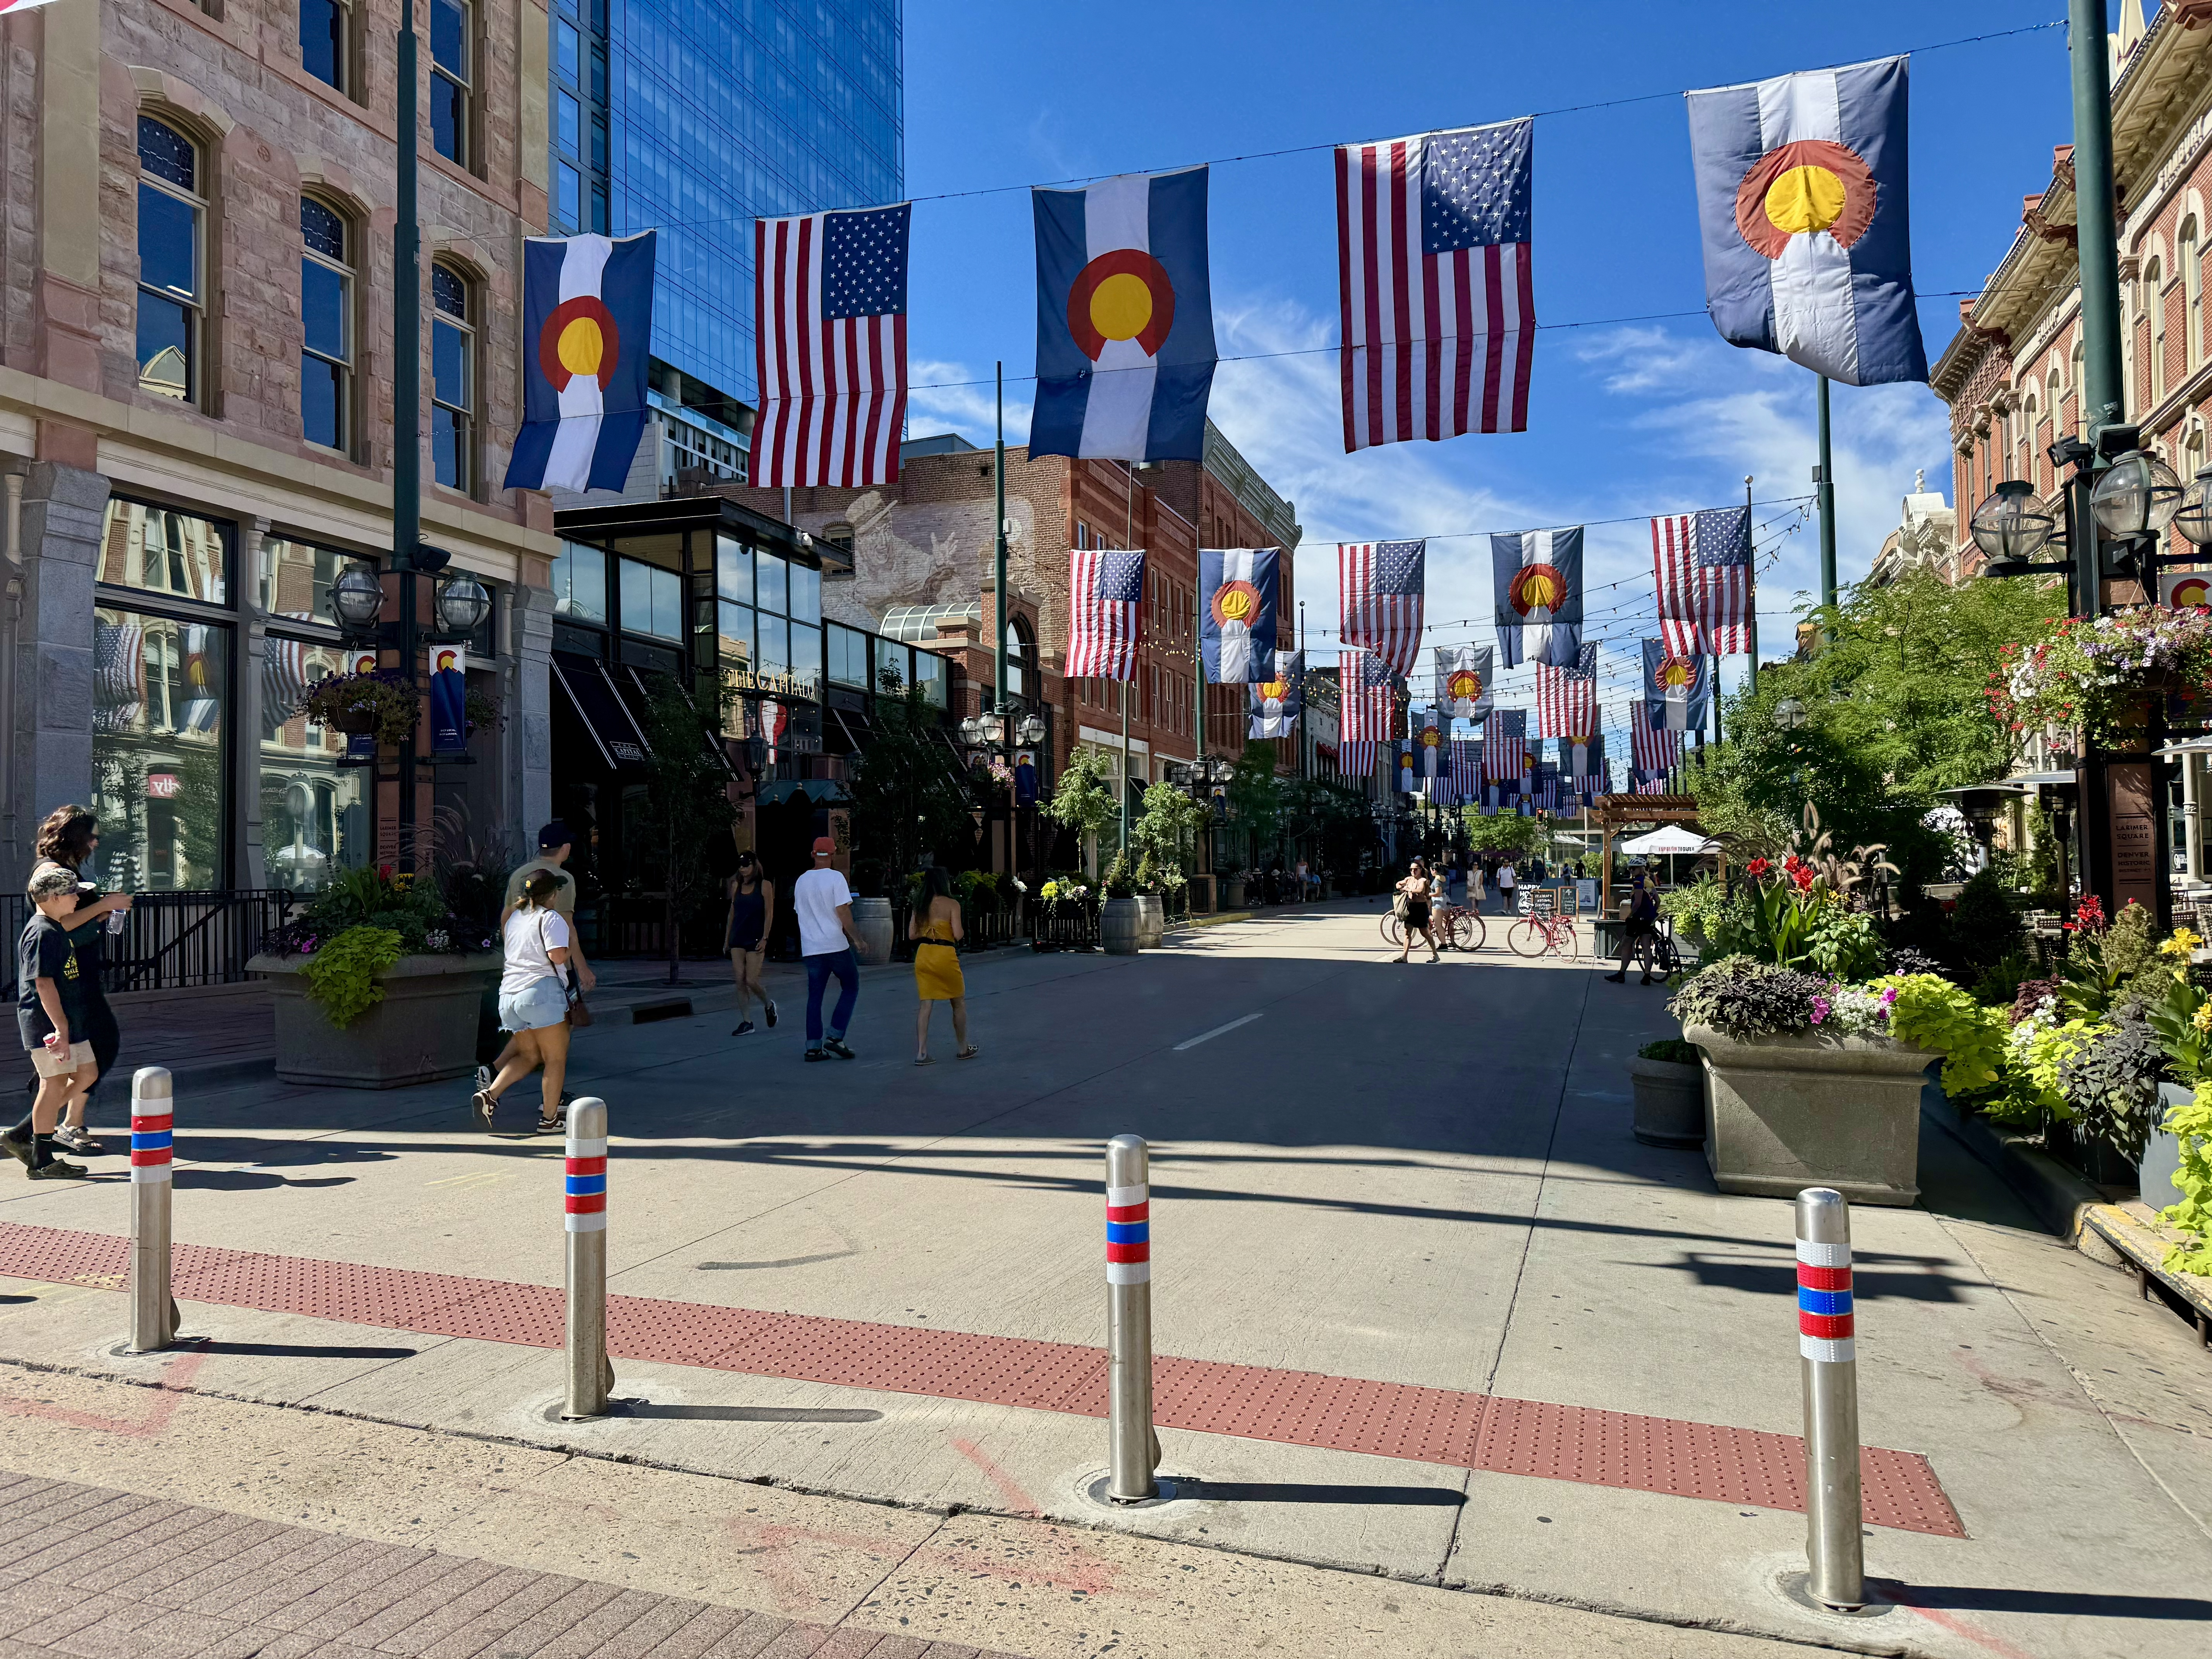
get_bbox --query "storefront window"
[716,534,751,603]
[755,548,786,616]
[91,606,228,891]
[258,536,347,625]
[827,623,870,688]
[552,539,606,623]
[912,648,945,707]
[756,612,789,678]
[618,556,680,640]
[259,635,366,891]
[98,499,227,605]
[789,621,822,694]
[788,560,820,625]
[717,601,752,669]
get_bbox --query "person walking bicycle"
[1393,859,1441,964]
[724,851,777,1036]
[1604,876,1663,985]
[909,866,977,1065]
[795,838,863,1061]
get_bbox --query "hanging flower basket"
[298,671,417,747]
[1989,605,2212,743]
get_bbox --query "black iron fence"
[0,888,303,1000]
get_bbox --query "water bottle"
[106,898,128,936]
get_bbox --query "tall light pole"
[393,0,424,868]
[2069,0,2125,441]
[1815,377,1837,612]
[1743,475,1758,689]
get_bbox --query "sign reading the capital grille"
[723,664,823,702]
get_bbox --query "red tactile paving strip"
[0,1221,1965,1538]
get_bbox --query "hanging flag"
[1249,649,1303,738]
[1339,647,1397,741]
[1340,740,1376,778]
[1015,751,1039,806]
[1491,527,1582,668]
[1413,707,1444,778]
[1449,738,1482,803]
[1032,167,1216,461]
[1335,117,1535,452]
[749,203,910,488]
[1066,548,1146,680]
[1630,700,1684,778]
[1395,742,1417,794]
[1435,644,1494,720]
[1534,642,1597,736]
[1200,548,1280,684]
[0,1,70,14]
[1685,56,1927,386]
[1642,639,1711,732]
[1339,540,1425,675]
[503,232,657,493]
[427,644,468,754]
[1652,505,1753,656]
[1483,706,1527,783]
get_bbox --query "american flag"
[750,203,910,488]
[1630,701,1684,776]
[1339,540,1425,675]
[1534,642,1597,736]
[1339,647,1397,740]
[263,638,311,738]
[1066,548,1146,680]
[1652,505,1753,656]
[1336,118,1534,451]
[1633,775,1669,795]
[94,621,145,733]
[1339,740,1376,778]
[1484,706,1527,783]
[1449,737,1482,801]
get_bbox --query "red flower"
[1745,857,1771,878]
[1792,869,1816,893]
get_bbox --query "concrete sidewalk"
[0,903,2198,1657]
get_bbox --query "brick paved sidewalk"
[0,1472,1022,1659]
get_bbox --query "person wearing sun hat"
[793,836,864,1061]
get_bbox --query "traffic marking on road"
[1172,1012,1263,1051]
[0,1219,1963,1536]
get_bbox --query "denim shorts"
[497,976,569,1034]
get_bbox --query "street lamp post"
[392,0,425,868]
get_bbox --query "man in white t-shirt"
[793,836,864,1061]
[1497,860,1517,915]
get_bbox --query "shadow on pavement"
[606,1400,881,1424]
[180,1338,419,1359]
[1884,1581,2212,1620]
[1173,1480,1465,1507]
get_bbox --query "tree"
[849,673,977,883]
[1458,811,1546,859]
[635,674,738,985]
[1132,780,1209,896]
[1045,746,1118,874]
[1282,777,1372,876]
[1226,740,1283,864]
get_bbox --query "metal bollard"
[1796,1187,1864,1610]
[128,1067,177,1354]
[562,1098,615,1419]
[1105,1134,1159,1502]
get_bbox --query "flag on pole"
[1642,638,1712,732]
[1249,649,1303,738]
[1652,505,1753,656]
[1483,706,1527,783]
[1435,643,1494,720]
[1414,706,1444,778]
[1334,117,1535,452]
[1066,549,1146,680]
[1685,55,1927,386]
[1200,547,1280,684]
[1449,738,1482,802]
[1491,527,1582,668]
[1340,740,1376,778]
[504,232,657,492]
[1339,647,1397,740]
[1629,700,1683,777]
[749,204,910,488]
[1338,541,1425,675]
[428,644,468,754]
[1395,743,1417,794]
[1031,167,1217,461]
[1534,642,1597,736]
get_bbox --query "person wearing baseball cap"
[480,820,596,1110]
[793,835,863,1061]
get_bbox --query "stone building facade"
[1,0,558,895]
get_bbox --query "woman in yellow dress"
[909,866,977,1065]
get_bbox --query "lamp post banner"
[428,644,467,753]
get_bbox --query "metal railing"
[0,888,303,1000]
[1030,902,1101,950]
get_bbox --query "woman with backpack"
[473,867,574,1133]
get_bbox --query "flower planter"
[1683,1023,1936,1206]
[1222,877,1247,909]
[1630,1056,1705,1147]
[248,951,502,1089]
[1101,897,1142,955]
[2140,1082,2190,1207]
[1135,895,1164,946]
[850,897,895,967]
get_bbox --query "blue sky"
[894,2,2086,732]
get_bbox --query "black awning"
[831,705,870,756]
[614,664,735,777]
[552,657,652,773]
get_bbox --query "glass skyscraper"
[549,0,903,429]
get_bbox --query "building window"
[92,601,230,892]
[431,264,474,492]
[1004,619,1031,699]
[827,623,870,688]
[618,556,681,641]
[2150,257,2167,402]
[300,0,349,93]
[551,539,608,623]
[261,634,368,892]
[136,116,204,405]
[300,197,354,453]
[429,0,471,167]
[98,498,228,606]
[2069,339,2085,432]
[2183,218,2204,371]
[258,536,351,626]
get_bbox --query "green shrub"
[1667,957,1825,1041]
[301,925,403,1029]
[2160,1084,2212,1276]
[1874,973,2006,1097]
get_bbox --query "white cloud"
[905,357,1032,449]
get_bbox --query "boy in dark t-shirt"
[9,867,93,1178]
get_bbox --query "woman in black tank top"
[725,852,776,1036]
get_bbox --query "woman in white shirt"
[474,867,574,1133]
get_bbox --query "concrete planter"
[249,951,502,1089]
[1222,877,1247,908]
[1101,897,1142,955]
[1135,894,1164,946]
[2143,1082,2191,1208]
[850,897,895,966]
[1629,1057,1705,1147]
[1683,1023,1937,1207]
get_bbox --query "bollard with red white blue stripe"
[1105,1134,1158,1501]
[128,1067,178,1353]
[1795,1187,1864,1610]
[562,1098,613,1419]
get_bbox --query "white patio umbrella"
[1617,825,1714,890]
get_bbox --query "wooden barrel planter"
[1101,897,1143,955]
[1135,895,1164,946]
[850,897,895,966]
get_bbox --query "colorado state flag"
[503,232,657,492]
[1642,638,1712,733]
[1031,167,1216,461]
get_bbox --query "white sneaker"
[474,1064,492,1093]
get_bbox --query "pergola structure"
[1592,795,1705,915]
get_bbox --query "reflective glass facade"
[600,0,903,409]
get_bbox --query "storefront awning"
[552,658,652,773]
[830,705,870,756]
[608,663,735,777]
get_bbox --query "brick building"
[1,0,560,894]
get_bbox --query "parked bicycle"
[1507,895,1582,960]
[1381,901,1486,952]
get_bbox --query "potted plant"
[248,865,500,1088]
[1630,1037,1704,1148]
[1221,869,1247,909]
[1099,851,1142,955]
[297,670,417,744]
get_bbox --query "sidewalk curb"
[2080,1203,2212,1344]
[1926,1091,2121,1266]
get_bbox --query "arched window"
[2046,364,2063,453]
[2069,339,2085,431]
[136,115,204,404]
[2022,395,2040,493]
[2150,257,2168,400]
[300,196,354,452]
[2183,218,2204,369]
[430,263,474,492]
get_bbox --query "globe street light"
[2175,466,2212,550]
[1969,480,2059,567]
[433,570,491,638]
[2088,448,2184,539]
[331,563,384,636]
[1773,697,1808,731]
